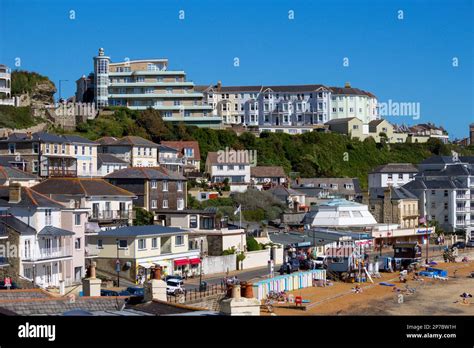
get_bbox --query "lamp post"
[58,79,69,102]
[115,239,120,287]
[199,238,203,290]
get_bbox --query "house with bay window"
[205,151,252,192]
[0,183,82,288]
[91,225,199,283]
[97,136,159,167]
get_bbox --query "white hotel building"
[198,82,378,130]
[77,48,221,128]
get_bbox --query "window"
[32,160,39,173]
[189,215,198,228]
[162,181,168,191]
[98,239,103,248]
[398,174,403,180]
[177,198,184,211]
[152,238,158,249]
[353,125,359,130]
[74,145,78,155]
[32,143,39,154]
[444,202,448,209]
[151,200,157,209]
[175,235,184,246]
[444,190,448,197]
[431,202,436,209]
[162,199,169,208]
[82,146,85,155]
[45,209,52,226]
[151,180,157,189]
[217,165,224,170]
[228,165,234,170]
[387,174,393,180]
[118,240,127,249]
[45,145,50,154]
[74,214,81,225]
[239,165,244,170]
[177,181,183,192]
[61,144,66,154]
[75,238,81,250]
[431,190,436,195]
[444,215,448,222]
[138,239,146,250]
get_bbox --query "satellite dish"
[15,153,21,162]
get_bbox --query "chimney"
[26,132,32,139]
[8,183,21,204]
[217,81,222,91]
[82,261,101,296]
[231,284,241,299]
[144,266,167,302]
[344,82,351,88]
[153,266,162,280]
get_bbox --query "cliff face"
[11,70,56,107]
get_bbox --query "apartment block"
[0,64,13,106]
[78,48,221,128]
[199,81,378,128]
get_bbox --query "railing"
[85,245,100,258]
[48,169,77,177]
[90,210,135,221]
[0,257,9,265]
[166,283,226,303]
[158,157,185,165]
[456,207,469,212]
[23,246,73,261]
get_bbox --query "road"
[182,266,273,290]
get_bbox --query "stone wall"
[0,224,20,282]
[202,254,236,275]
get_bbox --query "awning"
[138,263,153,269]
[174,259,189,266]
[189,258,201,265]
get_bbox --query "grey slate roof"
[0,215,36,235]
[0,186,65,209]
[32,178,136,197]
[421,164,471,177]
[369,187,418,200]
[97,153,128,165]
[104,166,185,180]
[98,225,187,237]
[97,136,158,147]
[0,289,51,300]
[0,166,39,181]
[370,163,418,174]
[61,135,97,144]
[38,226,75,236]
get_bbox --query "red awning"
[174,259,190,266]
[189,258,201,265]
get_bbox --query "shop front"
[372,227,435,250]
[173,257,201,279]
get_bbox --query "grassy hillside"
[65,107,474,189]
[10,70,53,95]
[0,106,39,129]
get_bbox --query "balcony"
[158,157,185,165]
[456,207,470,213]
[456,195,469,200]
[48,169,77,177]
[85,245,100,258]
[23,246,73,262]
[89,210,135,222]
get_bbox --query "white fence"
[202,254,236,275]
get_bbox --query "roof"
[329,86,376,98]
[369,163,418,174]
[0,186,65,209]
[130,299,205,315]
[0,166,39,181]
[32,178,135,197]
[97,136,158,147]
[98,225,188,238]
[104,166,186,181]
[38,226,75,236]
[421,164,472,177]
[0,215,36,234]
[157,144,179,153]
[251,166,286,178]
[160,141,201,160]
[0,291,129,316]
[294,178,362,195]
[268,186,306,200]
[61,135,97,144]
[206,151,251,165]
[268,231,331,247]
[319,199,362,207]
[325,117,359,125]
[369,186,418,200]
[419,156,455,165]
[97,153,129,165]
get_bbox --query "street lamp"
[115,239,120,287]
[58,79,69,102]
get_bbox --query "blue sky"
[0,0,472,138]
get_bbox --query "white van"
[166,279,185,295]
[314,255,328,268]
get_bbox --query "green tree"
[133,207,154,226]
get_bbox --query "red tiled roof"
[160,141,201,160]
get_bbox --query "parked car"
[0,280,20,290]
[166,279,185,295]
[279,258,300,274]
[452,242,466,250]
[126,286,144,302]
[165,275,183,282]
[314,256,327,269]
[466,240,474,248]
[100,289,131,297]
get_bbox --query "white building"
[97,153,129,176]
[97,136,159,167]
[205,151,252,192]
[304,199,378,228]
[199,81,378,128]
[0,184,80,288]
[403,156,473,236]
[0,64,14,106]
[368,163,418,189]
